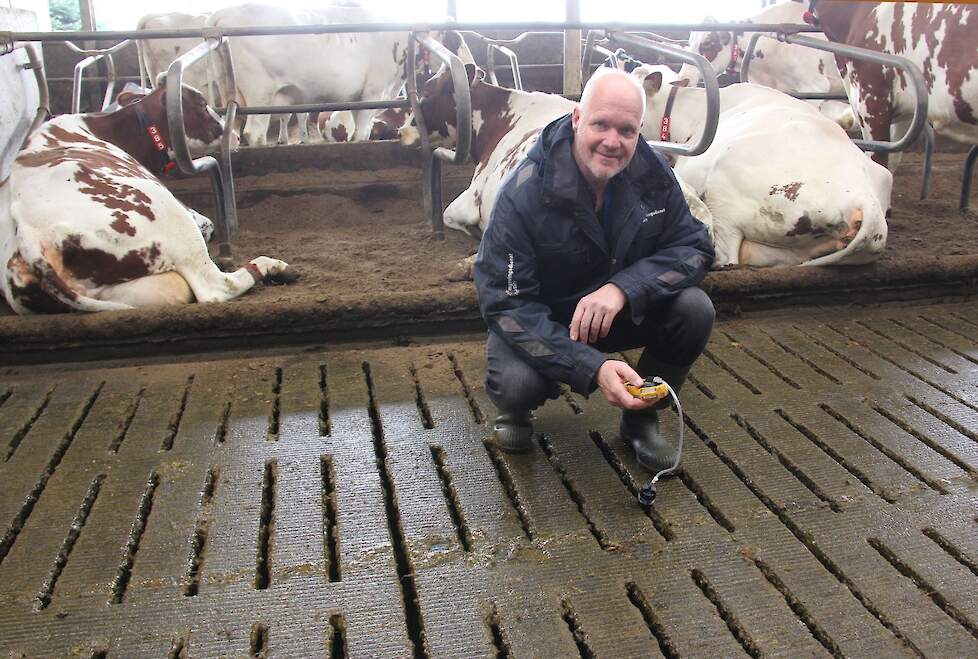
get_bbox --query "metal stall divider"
[602,32,721,159]
[741,28,936,202]
[66,39,136,113]
[165,36,239,266]
[407,31,472,238]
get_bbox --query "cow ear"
[721,31,732,45]
[443,30,462,55]
[115,91,145,107]
[465,63,479,85]
[642,71,663,96]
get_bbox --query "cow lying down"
[636,65,892,267]
[1,85,290,314]
[399,64,713,280]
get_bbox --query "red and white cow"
[207,4,469,146]
[1,85,289,314]
[681,1,855,129]
[317,110,356,143]
[400,65,711,277]
[636,64,891,267]
[809,1,978,170]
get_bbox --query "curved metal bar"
[486,43,522,90]
[165,38,227,174]
[406,33,441,237]
[496,44,522,90]
[581,29,603,87]
[166,37,239,258]
[961,144,977,212]
[100,53,117,110]
[418,33,471,167]
[608,32,720,158]
[921,122,934,200]
[741,31,762,84]
[15,43,50,145]
[71,54,97,113]
[136,39,148,89]
[68,39,135,112]
[785,33,928,154]
[216,99,239,259]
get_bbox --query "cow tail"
[804,204,886,267]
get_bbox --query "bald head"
[571,68,646,197]
[579,67,646,120]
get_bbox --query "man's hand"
[569,283,627,343]
[596,360,657,410]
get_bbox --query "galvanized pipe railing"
[740,32,845,101]
[486,43,522,90]
[6,22,821,43]
[6,42,51,147]
[605,32,721,159]
[66,39,135,112]
[165,36,238,263]
[405,31,472,237]
[783,33,928,154]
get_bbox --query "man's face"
[572,84,643,189]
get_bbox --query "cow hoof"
[266,269,300,285]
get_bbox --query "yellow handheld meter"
[623,378,670,402]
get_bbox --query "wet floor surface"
[1,300,977,657]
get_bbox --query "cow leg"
[710,222,744,267]
[95,272,195,307]
[242,114,271,147]
[352,109,379,141]
[296,113,312,143]
[444,188,483,238]
[739,239,839,267]
[276,113,292,145]
[886,116,913,174]
[174,248,289,304]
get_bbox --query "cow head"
[399,63,483,150]
[679,27,743,85]
[631,65,686,141]
[90,84,225,175]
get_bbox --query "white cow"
[207,3,468,146]
[680,1,855,130]
[137,13,229,107]
[636,65,891,267]
[1,85,289,314]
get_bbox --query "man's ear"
[643,71,663,96]
[571,105,581,130]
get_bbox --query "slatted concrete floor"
[1,299,977,657]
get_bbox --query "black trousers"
[485,287,715,414]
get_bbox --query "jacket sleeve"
[608,166,715,325]
[474,191,608,395]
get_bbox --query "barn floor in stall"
[1,142,977,364]
[1,298,977,656]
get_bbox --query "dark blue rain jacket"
[473,113,715,395]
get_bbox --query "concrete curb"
[3,255,977,364]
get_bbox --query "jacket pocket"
[537,244,596,298]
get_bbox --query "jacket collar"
[528,114,675,209]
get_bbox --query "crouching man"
[474,69,715,472]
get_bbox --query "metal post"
[446,0,457,21]
[920,122,934,200]
[961,145,977,213]
[563,0,582,95]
